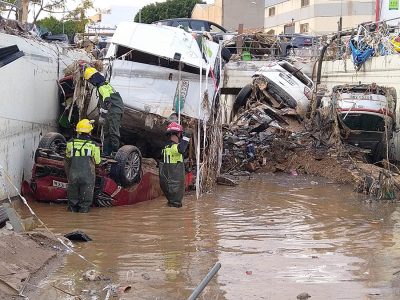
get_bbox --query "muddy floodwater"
[25,174,400,299]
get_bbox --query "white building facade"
[264,0,376,35]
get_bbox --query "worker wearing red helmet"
[159,122,191,208]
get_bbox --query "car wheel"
[38,132,66,151]
[35,132,67,163]
[371,142,385,163]
[233,84,253,115]
[111,145,142,187]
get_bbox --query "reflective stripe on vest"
[162,144,183,164]
[66,138,101,164]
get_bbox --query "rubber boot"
[67,205,79,212]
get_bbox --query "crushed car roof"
[109,22,216,69]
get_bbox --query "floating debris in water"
[64,230,92,242]
[297,292,311,299]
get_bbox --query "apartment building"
[265,0,376,35]
[192,0,265,31]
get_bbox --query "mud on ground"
[0,229,66,299]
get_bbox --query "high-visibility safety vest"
[97,83,124,114]
[162,144,183,164]
[66,138,101,165]
[98,83,115,102]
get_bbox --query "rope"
[0,163,98,268]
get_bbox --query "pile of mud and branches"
[221,84,400,200]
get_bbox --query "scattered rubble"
[221,80,400,200]
[83,269,109,281]
[325,22,400,69]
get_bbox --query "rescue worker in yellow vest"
[65,119,101,213]
[83,66,124,156]
[159,122,191,208]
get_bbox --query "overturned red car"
[22,132,165,207]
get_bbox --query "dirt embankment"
[0,230,65,299]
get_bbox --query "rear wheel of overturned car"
[35,132,67,163]
[38,132,67,150]
[371,142,385,164]
[233,84,253,115]
[111,145,142,187]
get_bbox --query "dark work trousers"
[159,162,185,207]
[103,109,122,155]
[67,157,96,213]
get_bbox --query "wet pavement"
[26,174,400,299]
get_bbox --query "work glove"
[102,100,112,110]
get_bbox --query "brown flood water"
[25,174,400,299]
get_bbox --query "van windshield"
[279,61,313,88]
[190,20,207,31]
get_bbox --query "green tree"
[36,16,85,37]
[35,0,92,37]
[134,0,205,24]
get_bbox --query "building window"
[301,0,310,7]
[300,23,309,33]
[269,7,276,16]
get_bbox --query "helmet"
[166,122,183,134]
[84,67,98,80]
[76,119,94,133]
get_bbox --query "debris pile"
[222,92,308,175]
[325,22,400,69]
[0,17,31,36]
[221,84,400,200]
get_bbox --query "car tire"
[233,84,253,115]
[35,132,67,163]
[111,145,142,187]
[371,142,385,163]
[38,132,66,150]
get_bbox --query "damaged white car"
[233,60,314,117]
[318,83,397,162]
